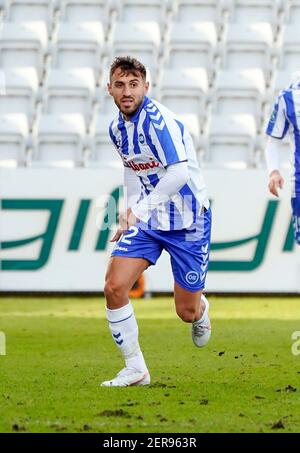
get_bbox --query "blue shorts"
[291,197,300,245]
[111,207,212,292]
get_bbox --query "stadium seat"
[228,0,281,25]
[60,0,111,22]
[176,113,202,150]
[173,0,224,26]
[116,0,169,23]
[284,0,300,25]
[270,70,294,101]
[89,113,122,167]
[204,113,257,168]
[212,68,266,123]
[5,0,56,31]
[109,22,161,74]
[164,22,217,72]
[279,25,300,73]
[33,113,85,167]
[52,22,105,74]
[0,113,28,167]
[0,22,48,81]
[0,67,39,127]
[222,22,274,82]
[43,68,95,124]
[158,67,208,121]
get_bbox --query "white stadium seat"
[223,22,274,81]
[284,0,300,25]
[33,113,85,167]
[173,0,224,25]
[0,113,28,167]
[5,0,55,30]
[89,113,121,167]
[0,22,48,81]
[270,70,295,101]
[43,68,95,124]
[158,67,208,120]
[97,86,120,116]
[176,113,202,150]
[205,113,257,168]
[116,0,169,23]
[279,25,300,73]
[228,0,281,25]
[213,68,266,122]
[60,0,112,25]
[0,67,39,126]
[53,22,105,73]
[0,0,295,170]
[165,22,217,71]
[109,22,161,73]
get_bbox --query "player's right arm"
[111,166,141,242]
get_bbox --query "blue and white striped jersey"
[266,80,300,196]
[109,96,209,230]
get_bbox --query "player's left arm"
[131,161,189,223]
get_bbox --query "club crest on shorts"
[185,271,199,285]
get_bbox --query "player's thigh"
[105,256,150,294]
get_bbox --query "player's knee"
[176,307,197,323]
[104,279,127,304]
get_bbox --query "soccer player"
[101,56,212,387]
[265,75,300,245]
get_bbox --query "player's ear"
[107,82,112,96]
[144,81,149,94]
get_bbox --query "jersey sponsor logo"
[124,160,160,171]
[185,271,199,285]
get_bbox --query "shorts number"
[120,226,139,245]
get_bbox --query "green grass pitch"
[0,295,300,433]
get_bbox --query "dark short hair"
[109,56,147,81]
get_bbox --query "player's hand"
[110,209,138,242]
[110,228,124,242]
[268,170,284,197]
[118,208,138,230]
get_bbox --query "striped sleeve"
[146,105,187,167]
[109,119,119,150]
[266,93,290,139]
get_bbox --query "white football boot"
[101,368,150,387]
[192,294,211,347]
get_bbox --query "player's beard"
[117,96,144,118]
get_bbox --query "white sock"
[194,294,209,324]
[106,302,147,373]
